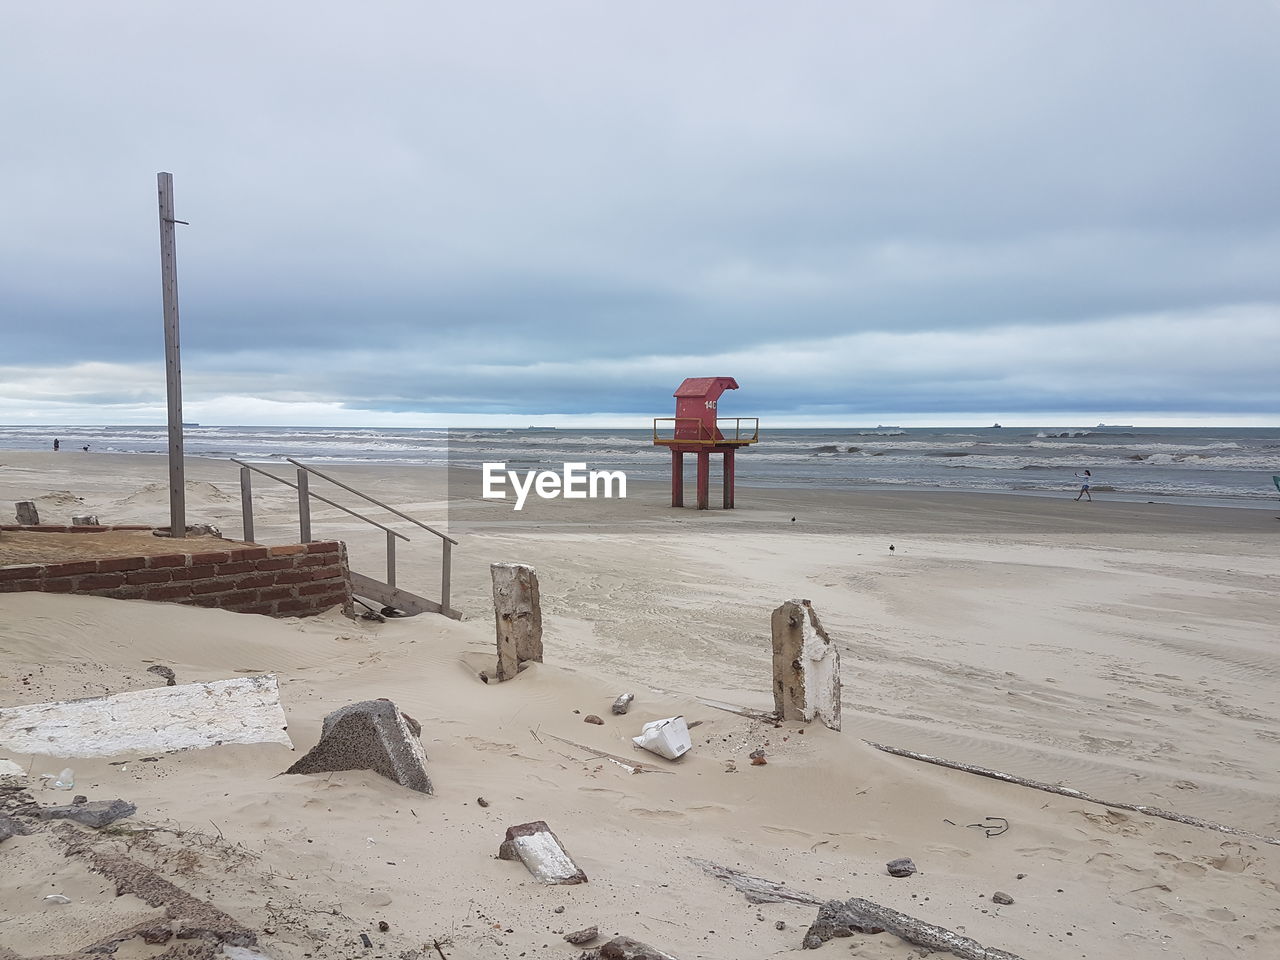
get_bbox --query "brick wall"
[0,541,353,618]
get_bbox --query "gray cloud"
[2,1,1279,422]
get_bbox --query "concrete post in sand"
[771,599,841,731]
[491,562,543,681]
[14,501,39,525]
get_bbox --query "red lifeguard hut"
[653,377,759,509]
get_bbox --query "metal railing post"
[240,466,255,543]
[386,529,396,588]
[441,539,452,614]
[297,468,311,543]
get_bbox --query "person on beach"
[1074,469,1092,501]
[52,438,59,451]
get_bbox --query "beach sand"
[1,451,1278,958]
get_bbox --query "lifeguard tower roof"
[673,377,739,398]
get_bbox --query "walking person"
[52,438,60,451]
[1074,469,1092,501]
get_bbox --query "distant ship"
[527,426,556,431]
[1095,423,1133,428]
[875,425,900,430]
[182,422,200,427]
[991,423,1002,428]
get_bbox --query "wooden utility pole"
[157,172,186,537]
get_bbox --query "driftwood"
[689,859,1023,960]
[540,732,676,774]
[694,697,779,724]
[866,741,1280,847]
[687,858,823,906]
[803,897,1024,958]
[691,695,1280,847]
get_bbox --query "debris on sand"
[771,599,841,732]
[146,664,177,686]
[0,676,292,757]
[497,820,587,885]
[37,798,136,828]
[492,562,543,681]
[565,925,599,944]
[285,699,432,794]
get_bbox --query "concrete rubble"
[37,798,137,828]
[491,562,543,681]
[14,500,39,524]
[497,820,587,885]
[0,675,293,757]
[285,699,432,794]
[771,599,841,731]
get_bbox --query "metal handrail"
[652,417,759,444]
[232,456,455,618]
[285,457,457,545]
[230,459,409,541]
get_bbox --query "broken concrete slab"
[497,820,587,884]
[37,798,136,828]
[491,562,543,681]
[771,599,841,731]
[14,501,39,524]
[0,675,292,757]
[611,693,635,715]
[285,699,431,794]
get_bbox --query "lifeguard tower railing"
[652,417,760,446]
[231,456,459,619]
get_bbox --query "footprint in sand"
[761,825,814,841]
[465,736,517,753]
[628,808,687,822]
[578,786,627,800]
[686,803,732,816]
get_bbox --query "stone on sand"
[37,798,136,828]
[597,936,681,959]
[285,699,432,794]
[497,820,587,885]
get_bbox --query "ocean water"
[3,424,1279,507]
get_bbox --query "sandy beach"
[2,450,1279,959]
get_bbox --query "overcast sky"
[2,1,1278,426]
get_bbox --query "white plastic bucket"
[632,716,692,760]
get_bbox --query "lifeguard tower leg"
[723,449,735,509]
[671,450,684,507]
[696,452,710,510]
